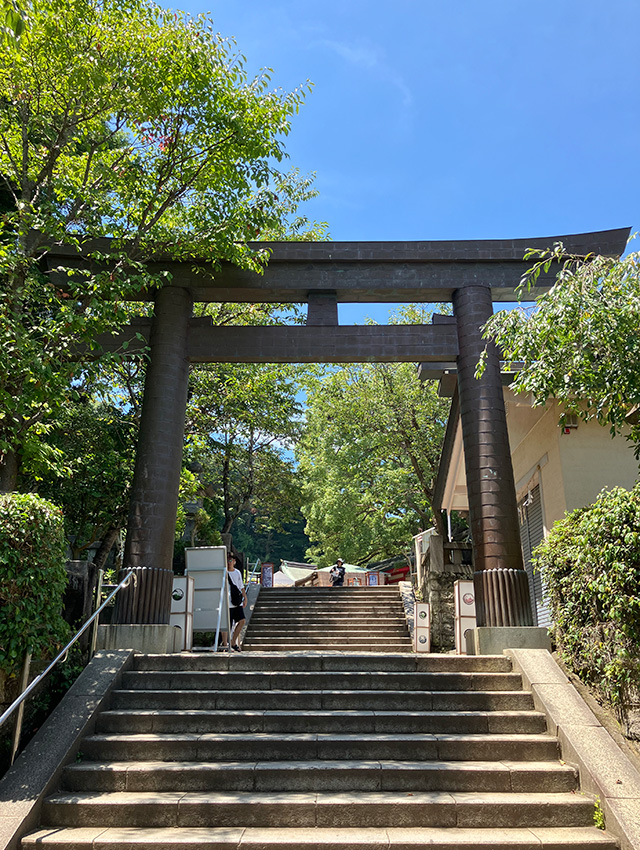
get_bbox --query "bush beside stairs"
[21,586,617,849]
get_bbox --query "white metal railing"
[0,569,135,764]
[247,558,261,585]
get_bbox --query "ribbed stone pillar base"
[473,568,533,627]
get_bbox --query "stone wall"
[418,535,473,652]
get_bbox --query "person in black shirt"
[330,558,346,587]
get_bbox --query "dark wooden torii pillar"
[50,228,628,627]
[452,284,532,627]
[113,286,193,625]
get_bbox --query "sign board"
[261,563,274,587]
[456,616,477,655]
[414,602,431,653]
[454,579,476,654]
[170,575,194,651]
[185,546,229,632]
[454,580,476,617]
[366,572,380,586]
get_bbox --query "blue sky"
[177,1,639,323]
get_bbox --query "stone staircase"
[243,585,413,652]
[23,651,617,849]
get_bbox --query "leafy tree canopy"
[297,306,450,566]
[185,361,304,536]
[481,244,640,454]
[1,0,25,45]
[0,0,323,489]
[29,393,136,563]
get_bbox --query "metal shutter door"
[519,485,552,627]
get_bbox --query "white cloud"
[321,39,381,70]
[319,38,413,108]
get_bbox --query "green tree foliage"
[186,362,304,536]
[298,309,450,566]
[481,245,640,454]
[0,492,69,674]
[0,0,322,489]
[30,395,136,563]
[1,0,26,45]
[233,508,310,566]
[535,484,640,732]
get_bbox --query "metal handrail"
[0,568,135,733]
[247,558,261,584]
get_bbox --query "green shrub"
[535,484,640,732]
[0,493,69,675]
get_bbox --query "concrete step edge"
[22,826,618,849]
[64,758,574,771]
[44,790,590,805]
[83,732,557,744]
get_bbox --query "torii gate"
[45,227,629,631]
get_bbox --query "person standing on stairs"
[223,552,248,651]
[330,558,346,587]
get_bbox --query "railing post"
[10,649,32,766]
[89,569,104,659]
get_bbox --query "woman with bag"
[221,552,248,651]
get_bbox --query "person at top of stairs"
[329,558,346,586]
[220,552,247,651]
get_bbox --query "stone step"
[250,601,403,607]
[41,790,591,829]
[251,593,402,600]
[245,624,409,632]
[62,760,577,794]
[250,602,404,610]
[250,601,402,608]
[245,614,407,633]
[256,588,401,595]
[79,732,559,763]
[22,825,619,849]
[110,688,535,712]
[120,671,522,692]
[247,611,406,621]
[96,708,547,735]
[241,642,414,652]
[23,824,619,849]
[132,653,513,673]
[245,617,407,634]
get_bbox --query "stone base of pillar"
[474,569,533,627]
[96,624,183,654]
[465,626,552,656]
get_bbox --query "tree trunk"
[0,450,19,493]
[432,508,446,538]
[94,525,121,571]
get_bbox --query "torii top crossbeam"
[45,227,629,303]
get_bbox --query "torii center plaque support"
[46,228,629,628]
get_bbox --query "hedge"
[0,492,69,675]
[534,483,640,732]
